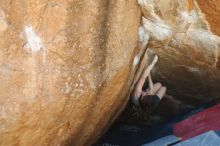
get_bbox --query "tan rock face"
[138,0,220,105]
[196,0,220,36]
[0,9,8,32]
[0,0,141,145]
[1,0,220,145]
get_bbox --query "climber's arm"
[148,74,154,94]
[133,55,158,98]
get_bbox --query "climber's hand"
[152,55,158,64]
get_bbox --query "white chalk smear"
[187,67,200,73]
[142,17,172,41]
[137,0,161,21]
[137,0,154,11]
[139,26,149,44]
[133,55,140,69]
[24,26,44,52]
[180,10,198,24]
[187,28,220,50]
[137,0,145,6]
[0,9,8,32]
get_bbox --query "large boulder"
[138,0,220,105]
[0,0,141,145]
[1,0,220,145]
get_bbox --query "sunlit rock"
[1,0,220,145]
[0,0,140,145]
[138,0,220,104]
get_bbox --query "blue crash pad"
[174,131,220,146]
[142,135,180,146]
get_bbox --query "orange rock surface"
[1,0,220,146]
[196,0,220,36]
[0,0,141,145]
[138,0,220,105]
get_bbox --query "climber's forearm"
[135,55,158,94]
[148,74,154,92]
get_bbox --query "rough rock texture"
[1,0,220,145]
[138,0,220,105]
[196,0,220,36]
[0,0,141,145]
